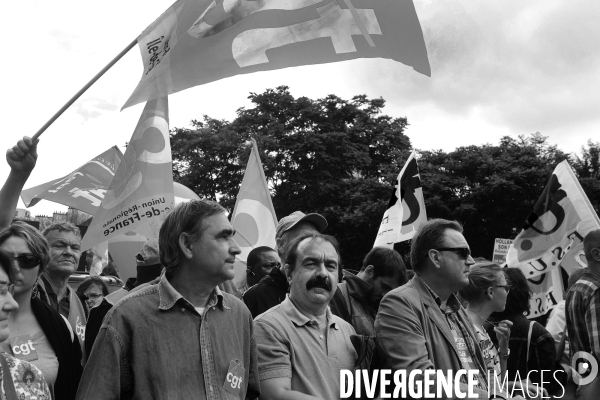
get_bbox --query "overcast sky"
[2,0,598,217]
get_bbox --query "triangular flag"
[507,160,600,279]
[374,150,427,247]
[123,0,430,109]
[82,97,175,251]
[230,139,277,291]
[20,147,123,215]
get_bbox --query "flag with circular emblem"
[230,138,277,291]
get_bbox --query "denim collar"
[281,295,338,329]
[157,274,227,311]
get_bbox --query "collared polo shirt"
[254,295,357,399]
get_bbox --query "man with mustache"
[330,246,408,336]
[254,233,357,400]
[37,222,88,359]
[76,200,260,399]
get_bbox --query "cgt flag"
[82,97,175,251]
[374,150,427,248]
[123,0,430,109]
[230,139,277,291]
[20,147,123,215]
[507,160,600,279]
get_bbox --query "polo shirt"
[254,295,357,399]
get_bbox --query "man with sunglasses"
[375,219,498,399]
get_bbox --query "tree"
[171,86,411,268]
[573,140,600,216]
[418,133,573,259]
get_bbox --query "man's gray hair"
[42,222,81,239]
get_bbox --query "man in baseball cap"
[243,211,328,318]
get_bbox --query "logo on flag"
[374,151,427,247]
[507,161,600,279]
[82,97,175,251]
[523,267,563,320]
[20,147,123,215]
[230,139,277,291]
[123,0,430,109]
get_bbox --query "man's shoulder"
[383,279,420,303]
[254,303,285,323]
[103,284,159,324]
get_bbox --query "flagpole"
[32,38,138,141]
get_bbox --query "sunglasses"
[13,254,41,270]
[434,247,472,259]
[0,283,14,297]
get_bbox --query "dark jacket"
[31,297,83,400]
[330,270,377,336]
[486,313,566,395]
[84,299,113,357]
[243,267,288,319]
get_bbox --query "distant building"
[14,208,32,220]
[52,212,67,223]
[35,215,53,231]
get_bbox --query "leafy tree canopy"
[170,87,599,268]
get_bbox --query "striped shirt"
[565,268,600,362]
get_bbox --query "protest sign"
[492,238,513,264]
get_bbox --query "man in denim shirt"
[76,200,260,400]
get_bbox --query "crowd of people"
[0,136,598,400]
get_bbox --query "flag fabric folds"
[123,0,431,109]
[374,150,427,247]
[230,139,278,291]
[507,160,600,279]
[524,265,564,320]
[82,97,175,251]
[20,147,123,215]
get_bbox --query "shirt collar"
[416,274,462,312]
[157,274,227,311]
[281,295,338,329]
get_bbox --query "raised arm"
[0,136,38,228]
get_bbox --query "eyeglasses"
[83,293,103,301]
[12,254,41,270]
[434,247,471,259]
[494,285,511,293]
[0,283,14,297]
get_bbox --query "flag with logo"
[507,160,600,279]
[230,139,277,291]
[82,97,175,251]
[524,266,564,320]
[123,0,431,109]
[20,147,123,215]
[374,150,427,247]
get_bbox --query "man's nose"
[314,263,328,277]
[229,239,241,256]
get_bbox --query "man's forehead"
[259,251,280,262]
[442,229,469,247]
[46,230,81,244]
[298,238,338,260]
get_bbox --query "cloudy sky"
[2,0,598,217]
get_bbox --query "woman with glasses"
[459,261,513,397]
[0,248,51,399]
[76,277,108,312]
[0,222,82,400]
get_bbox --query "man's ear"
[428,250,442,269]
[178,233,194,260]
[284,263,293,281]
[276,237,285,258]
[593,248,600,262]
[364,265,375,279]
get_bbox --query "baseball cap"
[276,211,328,239]
[135,238,160,267]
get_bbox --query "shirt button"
[181,308,185,312]
[319,335,323,339]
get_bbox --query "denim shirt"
[76,274,260,400]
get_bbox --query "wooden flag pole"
[32,38,138,141]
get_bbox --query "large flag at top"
[230,139,277,291]
[82,97,175,251]
[20,147,123,215]
[123,0,430,109]
[374,150,427,247]
[507,160,600,279]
